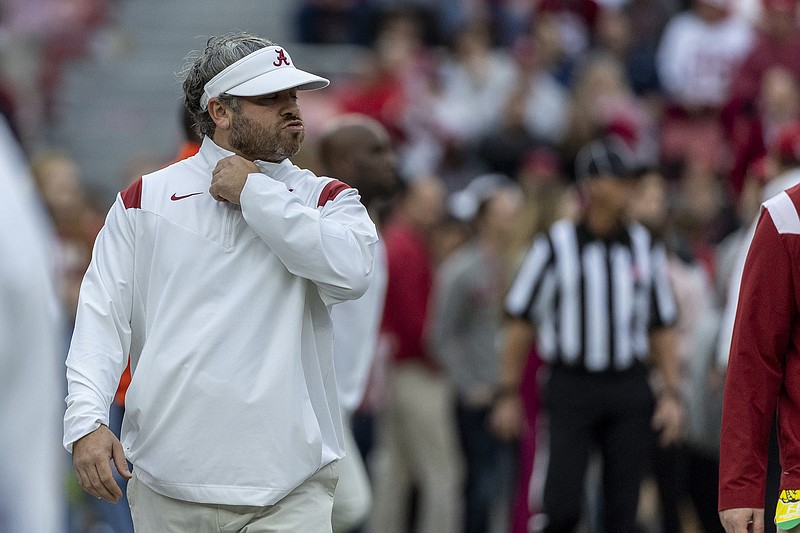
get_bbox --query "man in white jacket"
[318,114,398,532]
[0,115,64,533]
[63,32,378,533]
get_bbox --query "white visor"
[200,46,329,110]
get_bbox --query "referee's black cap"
[574,136,636,182]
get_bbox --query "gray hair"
[180,32,276,138]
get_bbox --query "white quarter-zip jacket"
[63,137,378,506]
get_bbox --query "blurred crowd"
[4,0,800,531]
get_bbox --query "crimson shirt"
[380,217,438,369]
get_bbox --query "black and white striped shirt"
[505,219,677,373]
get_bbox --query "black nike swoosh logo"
[171,192,203,201]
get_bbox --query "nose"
[277,91,300,114]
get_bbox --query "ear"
[207,99,232,131]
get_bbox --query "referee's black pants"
[539,365,654,533]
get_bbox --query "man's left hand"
[210,155,259,205]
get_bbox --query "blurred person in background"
[713,156,773,309]
[725,65,800,199]
[476,32,570,180]
[63,32,378,532]
[0,114,64,533]
[522,13,574,88]
[369,176,465,533]
[317,113,399,533]
[430,174,523,533]
[334,5,445,184]
[671,159,741,285]
[722,0,800,195]
[630,168,726,533]
[656,0,754,177]
[429,19,518,189]
[335,6,434,143]
[535,0,600,71]
[565,52,657,168]
[511,27,571,150]
[30,151,104,323]
[594,4,662,100]
[491,135,683,533]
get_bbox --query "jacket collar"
[196,136,293,182]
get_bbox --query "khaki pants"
[128,462,338,533]
[369,361,464,533]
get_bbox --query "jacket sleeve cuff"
[718,486,768,513]
[63,416,106,453]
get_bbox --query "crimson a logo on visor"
[273,49,290,67]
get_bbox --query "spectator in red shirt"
[369,176,465,533]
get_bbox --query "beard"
[228,111,304,162]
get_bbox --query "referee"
[490,136,684,532]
